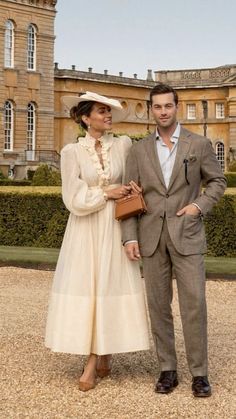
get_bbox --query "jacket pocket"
[183,214,202,239]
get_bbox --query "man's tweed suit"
[121,127,226,375]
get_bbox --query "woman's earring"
[87,124,91,129]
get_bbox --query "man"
[122,83,226,397]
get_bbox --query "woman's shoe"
[78,379,96,392]
[79,368,97,392]
[96,367,111,378]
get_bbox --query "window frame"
[215,141,225,171]
[187,103,196,120]
[4,20,14,68]
[27,24,37,71]
[27,102,36,160]
[4,100,14,151]
[215,103,225,119]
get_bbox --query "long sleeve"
[121,142,140,243]
[120,135,132,183]
[61,144,106,216]
[193,139,227,215]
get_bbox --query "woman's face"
[83,102,112,132]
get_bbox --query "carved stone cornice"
[155,65,236,89]
[3,0,57,10]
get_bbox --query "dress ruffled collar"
[78,133,114,187]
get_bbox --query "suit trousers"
[142,217,208,377]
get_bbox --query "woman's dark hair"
[150,83,178,105]
[70,101,95,130]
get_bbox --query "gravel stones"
[0,267,235,418]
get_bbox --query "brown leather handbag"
[115,192,147,221]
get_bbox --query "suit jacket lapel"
[145,132,166,189]
[167,127,192,191]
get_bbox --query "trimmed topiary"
[31,164,61,186]
[228,160,236,172]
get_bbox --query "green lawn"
[204,256,236,276]
[0,246,59,267]
[0,246,235,277]
[0,186,235,194]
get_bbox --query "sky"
[54,0,236,80]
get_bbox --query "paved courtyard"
[0,267,235,419]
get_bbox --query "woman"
[45,91,149,391]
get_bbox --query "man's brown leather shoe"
[192,376,212,397]
[155,371,178,394]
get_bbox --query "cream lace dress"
[45,133,149,355]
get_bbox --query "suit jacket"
[121,127,227,256]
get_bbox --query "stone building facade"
[55,64,236,172]
[155,66,236,171]
[54,66,155,151]
[0,0,236,178]
[0,0,57,178]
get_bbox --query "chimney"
[147,69,153,81]
[71,65,76,70]
[134,73,138,79]
[88,67,93,73]
[104,69,108,75]
[119,72,123,77]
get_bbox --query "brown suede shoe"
[192,376,212,397]
[155,371,178,394]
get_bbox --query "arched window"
[4,20,14,68]
[27,103,36,160]
[4,101,14,151]
[27,24,36,70]
[215,141,225,172]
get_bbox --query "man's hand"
[129,180,142,194]
[176,204,201,216]
[124,242,141,261]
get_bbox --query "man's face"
[151,93,178,129]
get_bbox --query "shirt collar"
[156,123,180,143]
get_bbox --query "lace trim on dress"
[78,133,113,188]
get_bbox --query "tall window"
[215,103,225,119]
[27,24,36,70]
[27,103,36,160]
[187,104,196,120]
[4,101,14,151]
[4,20,14,68]
[215,141,225,171]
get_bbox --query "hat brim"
[61,92,127,123]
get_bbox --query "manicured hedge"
[0,190,68,248]
[204,195,236,256]
[224,172,236,187]
[0,190,235,255]
[0,179,31,186]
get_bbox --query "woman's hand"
[106,185,132,200]
[129,181,142,194]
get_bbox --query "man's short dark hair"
[150,83,178,106]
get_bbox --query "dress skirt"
[45,199,150,355]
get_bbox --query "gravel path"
[0,267,235,419]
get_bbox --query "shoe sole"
[155,380,179,394]
[96,369,111,378]
[193,391,212,397]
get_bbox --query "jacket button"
[166,193,169,198]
